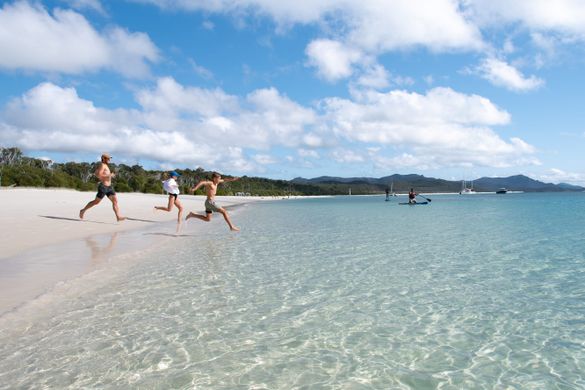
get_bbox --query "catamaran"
[459,180,476,194]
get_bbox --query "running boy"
[186,172,240,231]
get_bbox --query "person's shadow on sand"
[39,215,113,224]
[39,215,158,224]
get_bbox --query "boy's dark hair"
[212,172,221,179]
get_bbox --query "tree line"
[0,147,333,196]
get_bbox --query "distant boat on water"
[385,182,397,201]
[459,180,476,194]
[389,182,397,197]
[496,188,508,194]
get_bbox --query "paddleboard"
[399,202,429,205]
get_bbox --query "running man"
[154,171,184,223]
[79,153,126,221]
[186,172,240,231]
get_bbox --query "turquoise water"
[1,193,585,388]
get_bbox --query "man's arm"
[220,177,240,183]
[190,180,209,193]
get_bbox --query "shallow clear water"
[1,193,585,389]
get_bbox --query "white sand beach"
[0,187,270,260]
[0,188,272,315]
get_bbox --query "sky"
[1,0,585,184]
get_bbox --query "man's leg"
[186,211,211,222]
[219,209,239,231]
[108,195,126,221]
[80,197,102,219]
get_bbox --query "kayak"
[399,202,429,205]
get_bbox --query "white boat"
[459,180,476,194]
[385,182,397,201]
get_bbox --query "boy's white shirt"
[163,178,180,194]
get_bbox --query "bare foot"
[230,226,240,232]
[79,209,85,220]
[117,216,126,222]
[185,212,194,221]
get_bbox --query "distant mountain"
[473,175,584,192]
[292,174,584,194]
[557,182,584,191]
[292,176,381,185]
[292,174,462,193]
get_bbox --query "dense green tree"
[0,146,394,195]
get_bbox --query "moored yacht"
[459,180,476,194]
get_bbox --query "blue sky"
[1,0,585,184]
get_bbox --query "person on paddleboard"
[408,188,417,204]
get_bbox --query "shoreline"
[0,188,272,316]
[0,187,274,260]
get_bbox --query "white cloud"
[538,168,585,185]
[253,154,277,165]
[372,153,426,170]
[0,79,538,173]
[202,20,215,30]
[240,88,317,148]
[132,0,339,25]
[330,149,364,163]
[136,77,238,117]
[305,40,363,82]
[302,133,324,148]
[469,0,585,37]
[0,79,316,172]
[188,59,214,79]
[64,0,106,15]
[466,0,585,70]
[137,0,484,80]
[355,64,390,89]
[502,38,515,54]
[0,1,158,77]
[298,149,319,159]
[343,0,483,52]
[474,58,544,92]
[132,0,585,85]
[141,0,483,48]
[321,87,536,168]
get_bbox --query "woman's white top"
[162,178,180,194]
